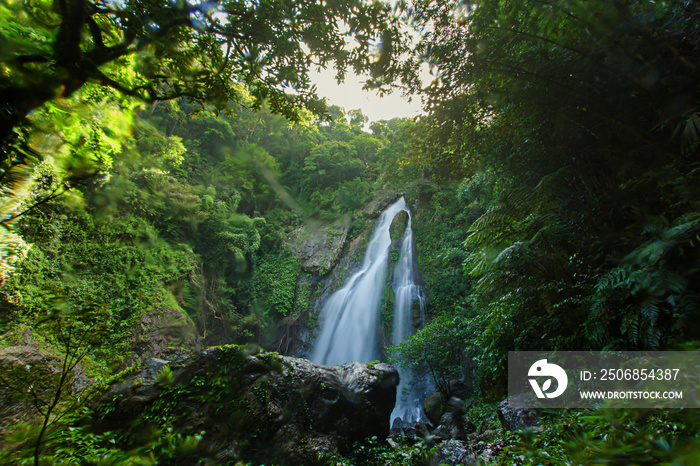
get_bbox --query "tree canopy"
[0,0,412,145]
[0,0,419,278]
[2,0,700,464]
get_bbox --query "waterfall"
[310,197,409,366]
[310,196,427,425]
[391,217,424,346]
[390,214,428,425]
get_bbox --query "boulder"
[96,345,399,465]
[431,440,477,465]
[432,411,476,441]
[496,395,540,430]
[422,381,474,425]
[422,390,447,425]
[479,439,506,463]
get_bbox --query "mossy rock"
[423,389,448,426]
[389,211,409,244]
[94,346,399,465]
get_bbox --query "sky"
[309,66,425,124]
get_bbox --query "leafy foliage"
[321,435,433,466]
[390,315,468,398]
[0,0,412,140]
[405,0,700,395]
[2,0,700,462]
[501,407,700,465]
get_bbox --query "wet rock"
[140,358,170,384]
[423,390,447,425]
[433,412,476,441]
[96,346,399,465]
[416,422,432,437]
[423,382,474,426]
[392,416,408,431]
[431,440,477,465]
[357,191,400,219]
[497,395,540,430]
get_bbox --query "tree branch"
[3,182,72,224]
[86,17,106,49]
[530,0,597,30]
[14,55,51,65]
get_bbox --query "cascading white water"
[310,196,427,425]
[390,214,428,425]
[310,197,409,366]
[391,217,423,346]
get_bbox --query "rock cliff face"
[286,190,400,276]
[97,346,399,465]
[357,189,401,219]
[287,216,352,274]
[283,192,404,356]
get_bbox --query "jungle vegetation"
[0,0,699,464]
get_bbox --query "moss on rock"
[94,346,399,465]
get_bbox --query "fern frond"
[465,210,516,247]
[464,168,568,251]
[640,297,662,326]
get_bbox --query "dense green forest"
[1,0,699,464]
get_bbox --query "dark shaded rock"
[423,383,473,425]
[422,389,447,425]
[416,422,432,437]
[497,395,540,430]
[433,411,476,441]
[392,416,407,431]
[389,422,432,444]
[432,424,452,441]
[431,440,477,465]
[96,345,399,465]
[448,379,475,400]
